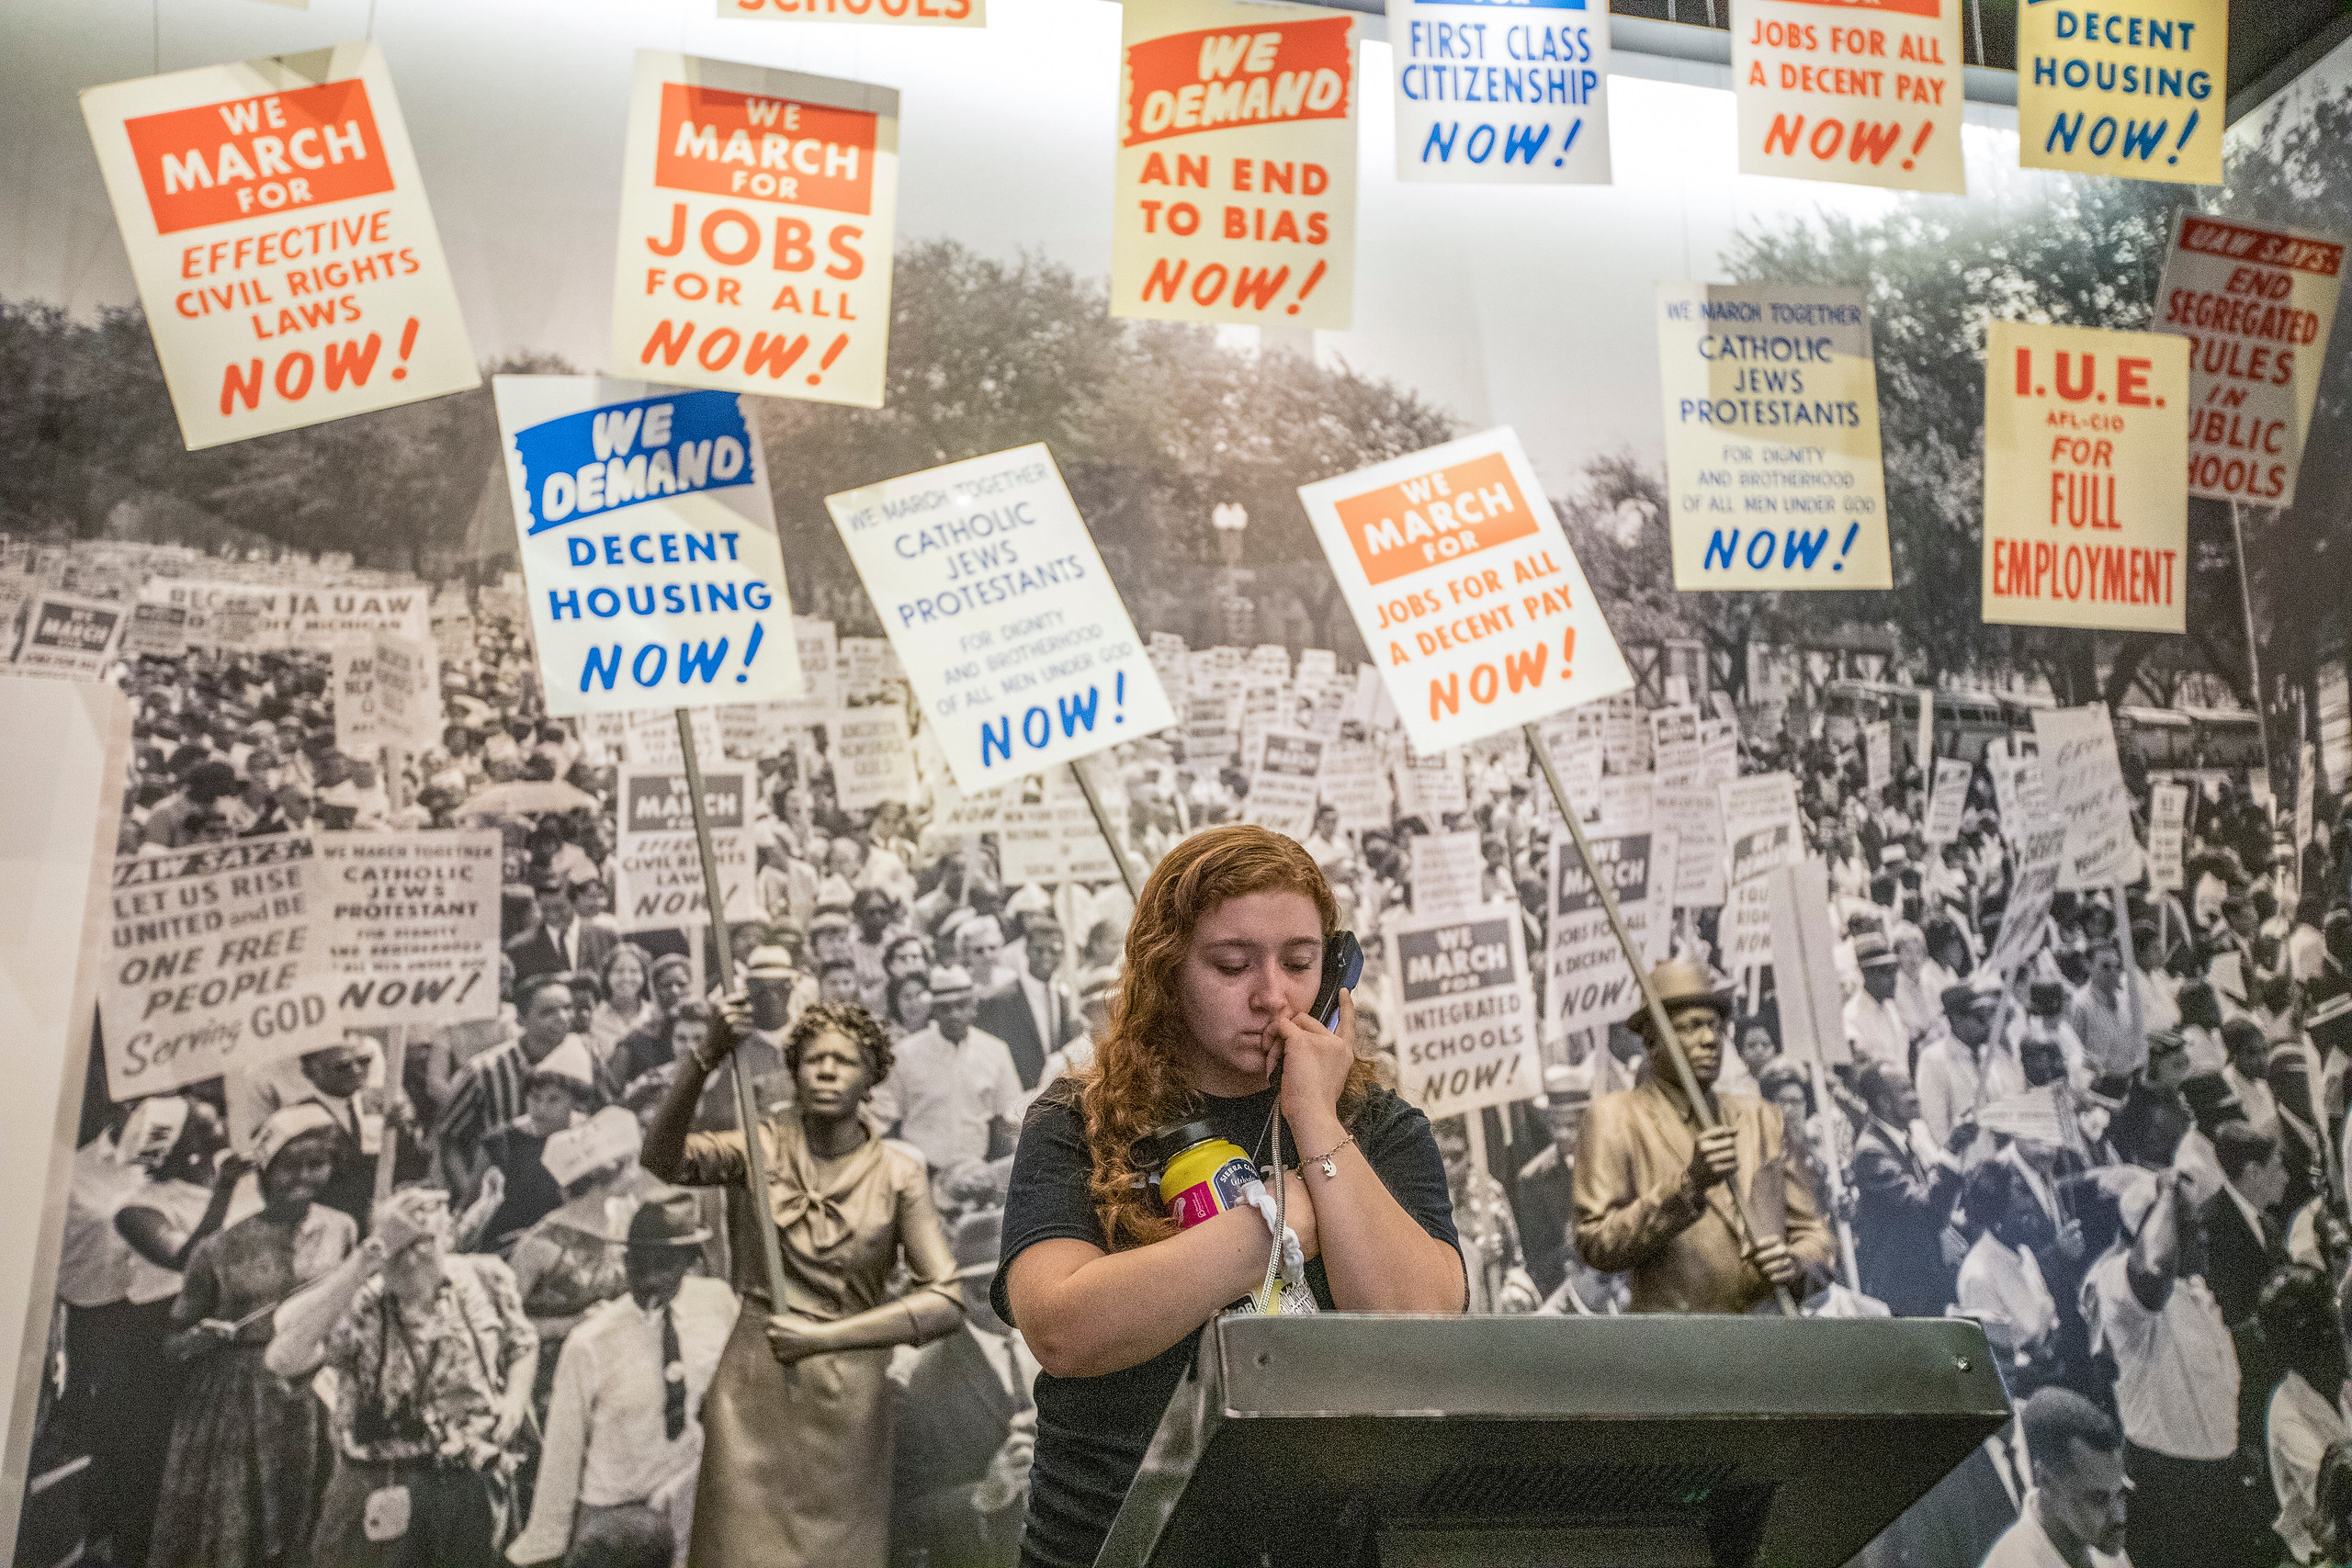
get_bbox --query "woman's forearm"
[640,1055,717,1180]
[1011,1209,1276,1379]
[795,1282,966,1357]
[266,1243,376,1377]
[1295,1130,1464,1313]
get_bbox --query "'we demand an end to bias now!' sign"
[499,375,805,718]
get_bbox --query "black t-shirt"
[993,1083,1459,1568]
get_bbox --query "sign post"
[1529,724,1797,1317]
[674,708,793,1316]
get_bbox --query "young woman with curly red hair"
[997,824,1465,1568]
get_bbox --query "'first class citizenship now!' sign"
[80,41,478,450]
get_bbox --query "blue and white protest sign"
[823,444,1176,793]
[497,375,803,717]
[1388,0,1611,184]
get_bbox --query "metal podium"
[1096,1314,2009,1568]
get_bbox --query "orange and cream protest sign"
[612,52,898,409]
[80,42,477,450]
[1982,320,2188,634]
[2018,0,2223,185]
[719,0,979,23]
[1114,0,1357,329]
[2154,212,2345,507]
[1300,427,1632,755]
[1734,0,1965,193]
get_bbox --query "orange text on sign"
[124,81,392,235]
[654,84,876,216]
[1333,452,1539,587]
[1123,20,1352,147]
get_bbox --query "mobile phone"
[1311,931,1363,1030]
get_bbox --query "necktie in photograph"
[662,1305,686,1440]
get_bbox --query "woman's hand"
[1270,988,1356,1146]
[764,1313,824,1366]
[699,990,753,1071]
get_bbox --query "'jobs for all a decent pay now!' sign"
[498,376,805,717]
[1300,426,1633,758]
[1114,0,1358,329]
[613,52,899,409]
[1657,282,1892,590]
[1386,0,1611,184]
[1982,320,2188,634]
[824,445,1177,794]
[80,41,478,450]
[1733,0,1965,194]
[2153,212,2346,508]
[2018,0,2224,185]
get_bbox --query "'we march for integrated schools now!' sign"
[1656,282,1893,591]
[613,52,899,410]
[499,376,807,718]
[1733,0,1966,195]
[1299,426,1633,757]
[824,445,1176,794]
[80,41,478,449]
[1114,0,1359,329]
[1386,0,1611,185]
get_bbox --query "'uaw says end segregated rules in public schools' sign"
[614,52,899,410]
[1981,320,2188,634]
[499,376,806,716]
[824,446,1177,794]
[1386,0,1612,185]
[1656,282,1893,591]
[1114,0,1359,329]
[1300,426,1633,757]
[80,41,478,449]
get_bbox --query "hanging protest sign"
[824,444,1176,792]
[497,376,802,717]
[1988,822,2069,976]
[1186,692,1239,765]
[1388,0,1609,184]
[1393,906,1539,1119]
[2149,779,2188,889]
[2154,213,2345,507]
[1546,826,1678,1039]
[1915,690,1935,775]
[1114,0,1358,328]
[1243,729,1326,838]
[80,42,477,450]
[99,834,338,1099]
[2296,740,2318,856]
[371,632,442,752]
[1655,785,1726,908]
[318,830,501,1027]
[614,763,762,931]
[1395,746,1466,822]
[1657,282,1892,591]
[831,704,918,809]
[333,643,379,756]
[2018,0,2224,186]
[1767,858,1850,1069]
[1299,426,1632,757]
[623,706,725,770]
[1924,754,1973,844]
[1986,750,2050,840]
[1733,0,1965,193]
[1983,320,2188,634]
[718,0,980,23]
[14,593,126,681]
[613,52,898,408]
[1702,717,1741,788]
[1320,737,1386,831]
[2032,705,2138,891]
[1410,829,1487,916]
